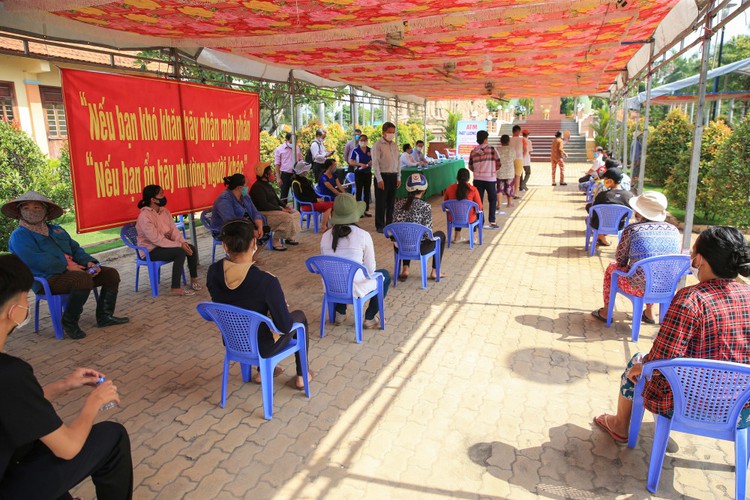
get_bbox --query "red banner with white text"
[62,69,259,232]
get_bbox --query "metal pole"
[350,88,358,127]
[288,71,297,207]
[682,7,715,252]
[638,41,655,195]
[620,90,628,172]
[423,99,428,146]
[711,25,726,120]
[630,110,639,184]
[609,99,617,155]
[395,97,400,132]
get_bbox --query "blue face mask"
[354,135,360,141]
[241,186,249,197]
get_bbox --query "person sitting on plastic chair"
[392,173,446,282]
[320,194,391,329]
[4,191,128,340]
[206,219,312,389]
[0,254,133,499]
[590,191,680,324]
[593,226,750,443]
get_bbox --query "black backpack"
[305,147,313,164]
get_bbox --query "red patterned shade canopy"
[7,0,681,99]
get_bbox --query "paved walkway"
[9,163,737,499]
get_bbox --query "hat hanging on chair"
[1,191,63,220]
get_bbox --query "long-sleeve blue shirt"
[8,225,97,279]
[210,189,262,235]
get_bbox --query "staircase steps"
[488,117,588,163]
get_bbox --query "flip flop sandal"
[272,246,287,251]
[284,240,300,246]
[428,274,446,280]
[591,309,607,322]
[191,282,203,291]
[593,415,627,443]
[397,273,409,282]
[172,288,195,297]
[641,313,656,324]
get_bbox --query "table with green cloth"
[396,159,465,199]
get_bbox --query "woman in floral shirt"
[392,173,446,282]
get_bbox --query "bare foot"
[295,370,313,390]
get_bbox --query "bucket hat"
[629,191,668,222]
[329,193,365,225]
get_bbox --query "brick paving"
[7,162,738,499]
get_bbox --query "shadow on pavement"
[526,245,589,259]
[467,423,716,499]
[505,347,619,384]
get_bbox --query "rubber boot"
[96,288,130,327]
[61,289,90,340]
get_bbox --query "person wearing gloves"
[0,254,133,498]
[135,184,201,296]
[5,191,128,339]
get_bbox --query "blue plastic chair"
[174,214,188,239]
[33,276,99,340]
[628,358,750,497]
[442,199,483,250]
[585,179,596,203]
[344,172,356,194]
[120,223,185,297]
[196,302,309,419]
[383,222,441,289]
[606,254,690,342]
[199,210,223,263]
[584,204,633,256]
[292,192,324,233]
[313,185,333,202]
[305,255,385,344]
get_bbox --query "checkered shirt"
[642,279,750,416]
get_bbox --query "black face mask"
[155,196,167,207]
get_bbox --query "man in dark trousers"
[372,121,401,233]
[0,254,133,499]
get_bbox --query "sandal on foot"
[397,273,409,282]
[284,239,299,246]
[295,370,314,390]
[252,366,285,384]
[191,281,203,291]
[641,312,656,324]
[593,414,627,443]
[272,245,287,251]
[428,273,446,281]
[171,288,195,297]
[591,309,607,322]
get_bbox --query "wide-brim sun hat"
[329,193,365,225]
[629,191,668,222]
[294,161,311,175]
[2,190,63,220]
[405,173,428,192]
[255,161,272,177]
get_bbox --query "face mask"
[359,142,367,148]
[10,304,30,329]
[416,146,422,152]
[241,186,249,197]
[354,135,360,141]
[594,153,599,158]
[268,173,275,183]
[19,206,46,224]
[690,256,702,278]
[385,133,395,141]
[155,196,167,207]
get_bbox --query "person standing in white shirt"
[274,132,302,204]
[520,129,533,191]
[509,125,526,198]
[371,122,401,233]
[310,129,333,183]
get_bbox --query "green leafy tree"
[0,122,69,250]
[397,120,434,151]
[664,120,731,220]
[443,111,462,148]
[645,109,693,185]
[259,131,281,164]
[592,108,610,150]
[712,115,750,227]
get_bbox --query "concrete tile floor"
[6,163,737,499]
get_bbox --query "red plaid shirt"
[642,279,750,415]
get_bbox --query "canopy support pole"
[350,88,357,128]
[637,41,655,195]
[620,90,628,173]
[288,71,297,206]
[609,99,617,155]
[682,6,715,253]
[395,98,400,130]
[423,99,428,147]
